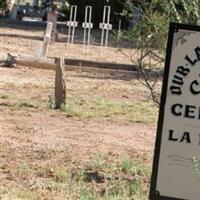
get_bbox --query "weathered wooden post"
[55,58,66,109]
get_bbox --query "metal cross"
[82,6,93,46]
[99,6,112,47]
[67,5,78,44]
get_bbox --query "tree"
[118,0,200,106]
[170,0,200,25]
[0,0,12,17]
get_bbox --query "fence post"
[55,58,66,109]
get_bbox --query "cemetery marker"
[40,22,53,58]
[67,5,78,44]
[82,6,93,47]
[99,6,112,47]
[150,22,200,200]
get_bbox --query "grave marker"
[82,6,93,46]
[99,6,112,47]
[40,22,53,58]
[67,5,78,44]
[55,58,66,109]
[150,23,200,200]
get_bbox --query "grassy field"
[0,67,158,200]
[0,154,151,200]
[0,25,159,200]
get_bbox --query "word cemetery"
[150,23,200,200]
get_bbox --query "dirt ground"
[0,66,156,159]
[0,23,133,64]
[0,24,157,195]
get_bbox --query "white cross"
[40,22,53,58]
[82,6,93,46]
[99,6,112,47]
[67,5,78,44]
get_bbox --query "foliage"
[118,1,169,106]
[118,0,200,106]
[170,0,200,25]
[1,154,151,199]
[58,3,71,21]
[0,0,3,9]
[60,96,157,123]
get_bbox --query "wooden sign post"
[150,23,200,200]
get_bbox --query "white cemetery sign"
[67,5,78,44]
[99,6,112,47]
[150,23,200,200]
[82,6,93,46]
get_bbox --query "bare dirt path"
[0,25,133,64]
[0,66,156,161]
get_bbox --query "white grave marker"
[82,6,93,46]
[40,22,53,58]
[67,5,78,44]
[99,6,112,47]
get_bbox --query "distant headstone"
[24,3,30,16]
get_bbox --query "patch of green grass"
[53,168,69,183]
[61,96,157,123]
[19,102,38,108]
[88,154,109,171]
[121,158,135,174]
[0,188,38,200]
[6,162,34,181]
[0,94,9,99]
[69,154,151,200]
[1,154,150,200]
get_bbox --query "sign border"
[149,22,200,200]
